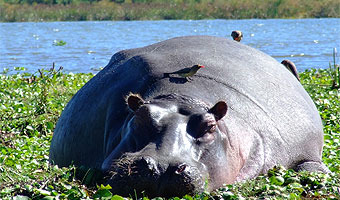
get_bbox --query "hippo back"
[50,36,323,176]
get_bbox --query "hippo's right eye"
[187,114,217,140]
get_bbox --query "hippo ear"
[209,101,228,121]
[127,94,144,112]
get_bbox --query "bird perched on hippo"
[231,30,243,42]
[49,35,329,197]
[164,64,204,81]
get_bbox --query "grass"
[0,0,339,22]
[0,65,339,199]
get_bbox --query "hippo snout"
[137,157,189,177]
[106,155,207,197]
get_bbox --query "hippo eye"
[196,122,216,144]
[187,114,217,139]
[206,123,216,133]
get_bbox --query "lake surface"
[1,18,339,74]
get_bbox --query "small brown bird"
[231,30,243,42]
[165,64,205,80]
[281,60,300,82]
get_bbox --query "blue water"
[0,18,339,74]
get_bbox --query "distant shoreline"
[0,0,339,22]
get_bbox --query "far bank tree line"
[3,0,202,4]
[1,0,339,21]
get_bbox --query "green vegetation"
[0,65,339,199]
[0,0,339,22]
[53,40,67,46]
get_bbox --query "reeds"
[329,48,340,89]
[0,0,339,22]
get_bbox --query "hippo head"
[102,94,231,197]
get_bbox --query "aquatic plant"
[53,40,67,46]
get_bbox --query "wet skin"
[100,94,233,197]
[50,36,329,197]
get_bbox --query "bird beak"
[200,65,205,68]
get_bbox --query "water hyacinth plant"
[53,40,67,46]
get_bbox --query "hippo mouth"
[105,154,206,198]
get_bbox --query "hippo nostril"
[175,164,187,174]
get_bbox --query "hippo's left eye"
[187,114,217,140]
[206,123,216,133]
[196,123,216,144]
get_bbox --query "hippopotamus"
[49,35,329,197]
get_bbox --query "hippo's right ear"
[127,94,144,112]
[209,101,228,121]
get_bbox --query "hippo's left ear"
[209,101,228,121]
[127,94,144,112]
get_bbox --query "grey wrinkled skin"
[49,36,329,197]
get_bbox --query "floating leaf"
[13,195,30,200]
[269,176,285,186]
[97,184,112,190]
[53,40,67,46]
[112,195,125,200]
[93,189,112,199]
[34,188,51,196]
